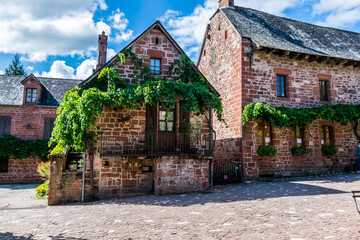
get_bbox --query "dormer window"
[26,88,37,103]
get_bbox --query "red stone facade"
[0,76,57,184]
[48,22,213,204]
[198,10,360,180]
[0,157,43,183]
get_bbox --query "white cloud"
[25,66,34,72]
[40,61,76,79]
[108,8,134,43]
[313,0,360,27]
[75,59,97,79]
[0,70,4,75]
[107,48,117,61]
[160,0,304,60]
[0,0,114,62]
[39,59,97,79]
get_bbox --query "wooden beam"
[317,56,327,64]
[289,52,300,59]
[308,55,318,63]
[273,49,286,57]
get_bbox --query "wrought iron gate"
[213,162,242,185]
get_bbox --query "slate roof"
[221,6,360,61]
[0,75,82,107]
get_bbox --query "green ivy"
[242,102,360,140]
[291,146,310,156]
[321,144,338,155]
[257,145,278,157]
[0,135,50,160]
[50,50,224,154]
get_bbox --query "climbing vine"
[0,135,50,160]
[50,50,223,154]
[242,102,360,140]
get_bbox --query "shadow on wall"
[0,232,89,240]
[61,174,355,208]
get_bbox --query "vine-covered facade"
[198,1,360,180]
[49,21,219,204]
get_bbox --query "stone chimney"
[218,0,234,8]
[96,31,108,70]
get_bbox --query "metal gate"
[213,162,242,185]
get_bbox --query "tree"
[5,54,26,76]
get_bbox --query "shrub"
[257,145,277,157]
[291,146,310,156]
[321,144,338,155]
[36,180,49,197]
[37,161,50,180]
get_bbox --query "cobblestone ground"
[1,174,360,240]
[0,184,46,209]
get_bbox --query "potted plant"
[291,146,310,156]
[257,145,277,157]
[68,160,78,171]
[321,144,338,156]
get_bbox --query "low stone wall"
[48,156,83,206]
[154,157,210,195]
[48,154,210,205]
[0,157,43,184]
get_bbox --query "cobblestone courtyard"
[1,174,360,239]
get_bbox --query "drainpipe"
[81,151,86,203]
[209,108,213,187]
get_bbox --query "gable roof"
[81,20,219,95]
[219,6,360,61]
[0,75,82,107]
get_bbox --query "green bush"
[37,161,50,180]
[36,180,49,197]
[257,145,277,157]
[291,146,310,156]
[321,144,338,155]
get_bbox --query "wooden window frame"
[26,88,37,103]
[319,80,328,101]
[158,108,175,133]
[258,122,272,147]
[321,125,333,146]
[43,117,56,140]
[292,125,304,147]
[276,75,287,97]
[0,156,9,173]
[0,116,11,137]
[150,58,161,75]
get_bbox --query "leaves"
[50,50,224,154]
[243,103,360,140]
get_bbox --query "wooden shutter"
[146,104,158,146]
[0,117,11,137]
[43,117,56,140]
[0,157,9,173]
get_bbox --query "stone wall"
[0,157,43,184]
[155,157,210,195]
[198,10,360,180]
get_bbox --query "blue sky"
[1,0,360,79]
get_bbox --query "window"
[292,125,304,147]
[26,88,37,103]
[43,117,56,140]
[150,59,161,75]
[277,75,287,97]
[290,35,300,41]
[258,122,272,146]
[319,80,328,101]
[159,110,174,132]
[225,30,228,40]
[0,156,9,173]
[321,126,333,145]
[0,116,11,137]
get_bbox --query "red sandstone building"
[0,74,81,183]
[198,0,360,180]
[49,21,214,204]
